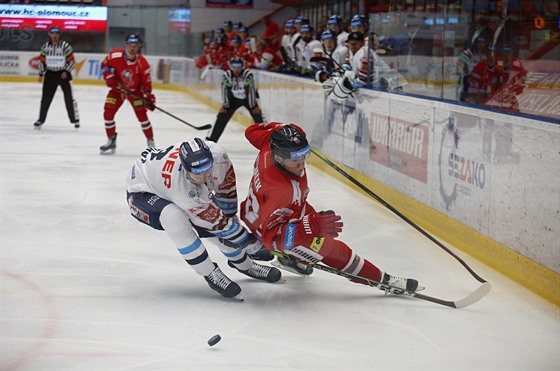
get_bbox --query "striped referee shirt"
[221,68,258,109]
[38,40,75,75]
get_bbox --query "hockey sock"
[104,120,116,139]
[141,120,154,140]
[321,240,383,284]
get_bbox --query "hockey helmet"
[321,30,336,41]
[350,14,368,30]
[327,15,342,26]
[49,26,61,34]
[179,138,213,175]
[270,125,310,161]
[125,33,142,44]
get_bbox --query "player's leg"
[206,102,239,142]
[286,238,420,292]
[131,98,154,147]
[126,192,241,298]
[34,72,58,128]
[100,91,124,154]
[60,77,79,127]
[190,223,281,283]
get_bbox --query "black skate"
[33,120,44,130]
[72,121,80,129]
[100,133,117,155]
[381,273,423,294]
[249,247,274,261]
[274,255,314,276]
[228,260,282,283]
[204,263,242,298]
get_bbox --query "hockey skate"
[33,120,44,130]
[380,273,424,294]
[273,254,314,276]
[100,133,117,155]
[204,263,242,299]
[72,121,80,129]
[249,247,274,261]
[147,139,155,148]
[228,260,282,283]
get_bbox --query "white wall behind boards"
[1,50,558,299]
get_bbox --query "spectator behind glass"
[261,14,282,52]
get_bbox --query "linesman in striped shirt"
[206,56,264,143]
[34,26,79,130]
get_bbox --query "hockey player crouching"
[125,138,281,299]
[241,122,421,293]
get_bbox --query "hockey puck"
[207,334,221,346]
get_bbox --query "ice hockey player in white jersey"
[125,138,281,299]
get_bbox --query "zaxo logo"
[438,117,487,210]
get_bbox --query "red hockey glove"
[144,93,156,111]
[297,210,343,245]
[105,76,117,89]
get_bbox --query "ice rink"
[1,82,558,370]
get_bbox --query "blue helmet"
[179,138,213,175]
[351,14,367,28]
[321,30,336,41]
[327,15,342,26]
[125,33,141,44]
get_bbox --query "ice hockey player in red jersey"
[241,122,421,293]
[99,34,156,154]
[126,138,281,299]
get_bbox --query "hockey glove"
[105,76,117,89]
[219,231,265,256]
[144,93,156,111]
[297,210,343,245]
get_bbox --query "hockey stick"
[310,148,489,284]
[118,86,212,131]
[273,253,490,308]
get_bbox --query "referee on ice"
[34,26,80,130]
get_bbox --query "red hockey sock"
[321,240,382,284]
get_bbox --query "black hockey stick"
[274,253,490,309]
[310,148,489,284]
[118,86,212,131]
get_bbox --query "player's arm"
[64,42,75,73]
[245,122,307,149]
[137,57,155,109]
[101,55,118,90]
[214,160,238,218]
[259,190,341,252]
[38,45,47,76]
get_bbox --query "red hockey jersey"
[241,122,315,252]
[101,48,152,94]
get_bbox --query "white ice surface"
[1,82,558,371]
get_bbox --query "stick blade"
[454,282,492,309]
[195,124,212,131]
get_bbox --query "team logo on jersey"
[188,190,195,198]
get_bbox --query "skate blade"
[99,149,116,155]
[271,260,310,277]
[230,294,244,301]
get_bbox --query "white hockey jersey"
[296,39,322,70]
[126,141,238,232]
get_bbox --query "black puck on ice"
[207,334,221,346]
